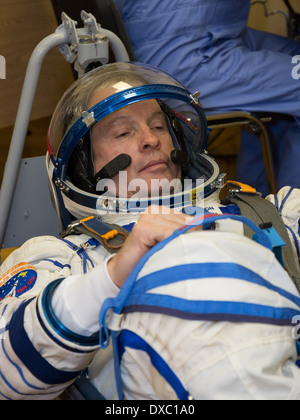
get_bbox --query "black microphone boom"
[94,154,132,182]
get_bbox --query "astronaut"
[0,62,300,400]
[113,0,300,197]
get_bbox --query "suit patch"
[0,262,37,301]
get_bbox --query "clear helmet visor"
[48,62,207,160]
[47,62,220,227]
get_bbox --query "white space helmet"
[47,62,221,230]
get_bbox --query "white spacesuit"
[0,63,300,400]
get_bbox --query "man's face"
[90,96,182,198]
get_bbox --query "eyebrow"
[147,111,166,124]
[109,115,131,127]
[112,111,166,127]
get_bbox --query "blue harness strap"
[98,212,300,400]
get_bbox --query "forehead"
[88,80,144,109]
[92,99,165,132]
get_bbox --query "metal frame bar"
[206,111,277,195]
[0,32,68,248]
[0,12,129,248]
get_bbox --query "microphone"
[94,153,132,183]
[171,150,190,167]
[94,150,190,186]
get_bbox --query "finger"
[140,207,192,227]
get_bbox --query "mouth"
[139,159,168,173]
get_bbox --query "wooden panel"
[0,248,18,263]
[248,0,300,36]
[0,0,74,129]
[0,117,51,184]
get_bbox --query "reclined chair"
[0,1,279,260]
[51,0,277,196]
[0,2,284,400]
[283,0,300,39]
[0,3,279,260]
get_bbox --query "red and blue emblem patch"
[0,262,37,302]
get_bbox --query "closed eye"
[116,131,131,138]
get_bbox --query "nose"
[139,126,160,152]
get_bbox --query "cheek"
[92,141,115,173]
[93,152,107,174]
[93,142,136,175]
[162,133,175,153]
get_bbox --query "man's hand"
[107,206,194,288]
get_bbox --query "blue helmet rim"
[52,152,221,221]
[52,84,208,182]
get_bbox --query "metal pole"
[0,31,68,248]
[101,28,130,62]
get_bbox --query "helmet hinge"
[190,91,202,107]
[211,173,227,189]
[55,178,70,194]
[82,110,95,128]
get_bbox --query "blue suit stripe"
[1,339,44,391]
[124,295,298,326]
[9,299,82,386]
[133,263,300,308]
